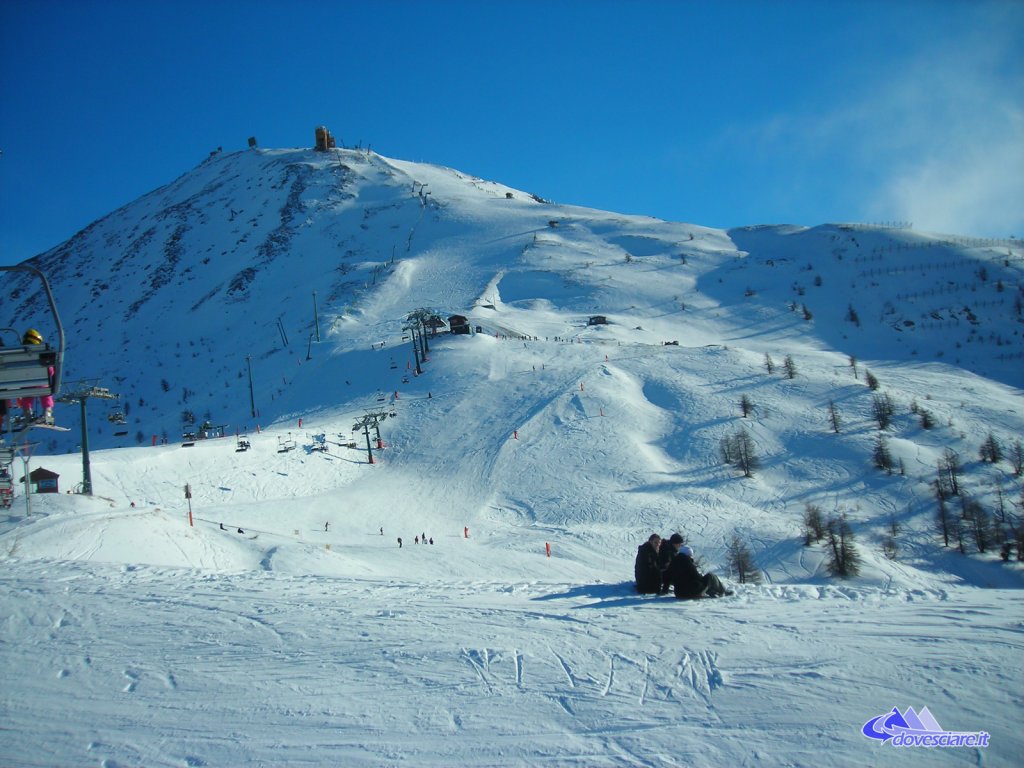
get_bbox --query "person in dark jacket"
[658,533,683,593]
[634,534,663,594]
[667,544,733,599]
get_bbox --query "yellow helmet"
[23,328,43,345]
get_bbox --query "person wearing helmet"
[17,328,55,425]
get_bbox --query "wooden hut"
[19,467,59,494]
[448,315,471,335]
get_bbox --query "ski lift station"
[448,315,470,334]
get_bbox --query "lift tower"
[57,380,119,495]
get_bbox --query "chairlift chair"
[0,265,65,405]
[109,401,128,436]
[0,447,14,507]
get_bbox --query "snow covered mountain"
[2,143,1022,766]
[5,145,1021,452]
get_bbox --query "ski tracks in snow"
[5,561,1022,767]
[449,612,729,752]
[457,638,726,711]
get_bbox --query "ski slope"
[3,327,1022,766]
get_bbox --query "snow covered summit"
[6,145,1020,456]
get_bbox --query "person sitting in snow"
[634,534,663,594]
[657,533,682,594]
[667,543,733,599]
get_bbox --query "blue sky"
[1,0,1022,265]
